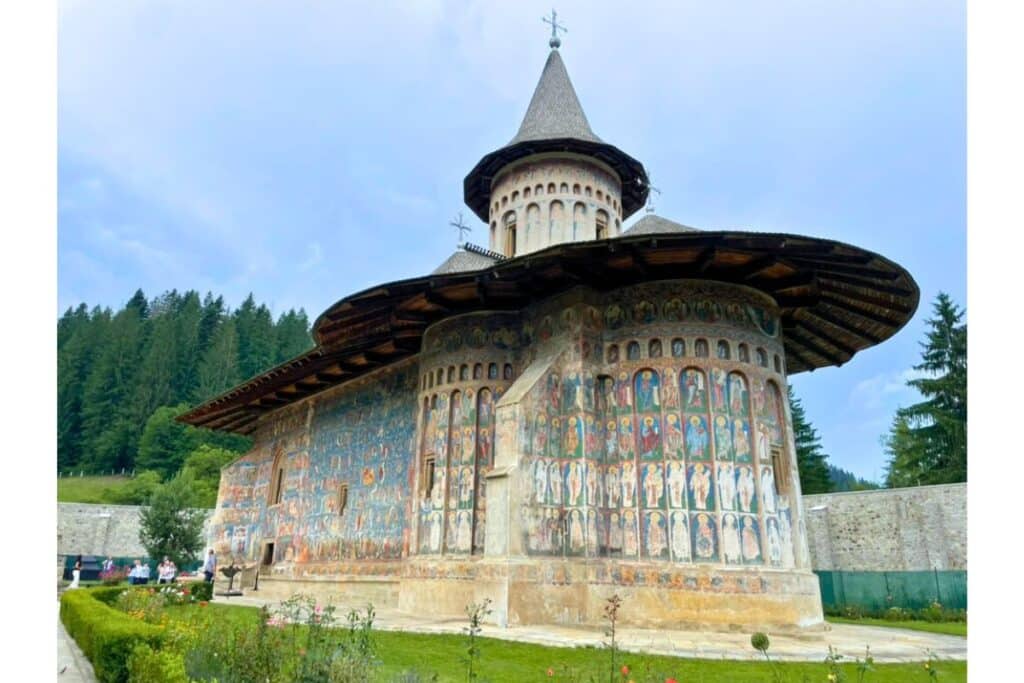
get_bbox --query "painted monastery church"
[181,39,917,631]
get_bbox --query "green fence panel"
[814,570,966,612]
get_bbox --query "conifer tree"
[194,318,241,403]
[57,305,107,470]
[234,294,276,380]
[788,386,833,494]
[274,308,314,364]
[884,293,967,487]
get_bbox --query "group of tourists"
[65,549,218,588]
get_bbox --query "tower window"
[771,448,789,496]
[504,211,517,256]
[738,344,750,363]
[422,456,436,500]
[596,209,609,239]
[717,340,731,359]
[695,339,709,357]
[338,483,349,516]
[757,348,768,367]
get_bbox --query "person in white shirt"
[158,556,176,584]
[203,549,216,583]
[138,562,150,584]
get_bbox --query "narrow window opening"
[423,456,436,500]
[338,483,349,516]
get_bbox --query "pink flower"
[621,665,630,677]
[665,678,678,683]
[547,668,554,677]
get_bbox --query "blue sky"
[57,1,965,482]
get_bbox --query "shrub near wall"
[59,589,163,683]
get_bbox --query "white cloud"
[849,368,926,412]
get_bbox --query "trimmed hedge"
[60,589,163,683]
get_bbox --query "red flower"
[621,665,630,676]
[547,668,554,677]
[665,678,678,683]
[182,588,190,595]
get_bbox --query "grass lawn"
[167,604,966,683]
[827,616,967,637]
[57,474,133,504]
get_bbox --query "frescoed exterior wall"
[207,280,822,631]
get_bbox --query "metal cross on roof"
[543,9,567,49]
[450,213,472,245]
[644,178,662,213]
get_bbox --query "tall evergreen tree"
[57,305,108,470]
[234,294,276,380]
[274,308,314,364]
[194,317,241,403]
[884,292,967,487]
[788,386,833,494]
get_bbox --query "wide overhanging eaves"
[463,138,650,222]
[179,231,918,434]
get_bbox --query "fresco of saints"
[473,511,486,553]
[714,415,733,460]
[615,372,632,412]
[462,427,476,464]
[621,461,637,507]
[643,463,664,508]
[605,420,618,460]
[564,417,583,458]
[431,469,446,509]
[566,462,583,506]
[737,465,756,513]
[569,509,585,553]
[563,372,581,411]
[667,462,686,509]
[459,467,474,505]
[587,511,599,555]
[605,465,621,508]
[751,378,766,416]
[645,511,668,558]
[548,418,562,458]
[686,416,709,460]
[618,417,635,459]
[761,467,778,513]
[664,298,685,321]
[710,368,728,412]
[622,510,639,556]
[609,512,623,552]
[722,513,741,564]
[728,373,748,415]
[688,463,713,511]
[549,461,563,504]
[780,510,795,567]
[717,461,737,511]
[638,415,661,460]
[477,428,492,466]
[664,414,683,457]
[607,344,619,363]
[635,370,660,412]
[662,368,679,408]
[585,415,599,455]
[429,511,443,552]
[586,463,598,507]
[766,518,782,566]
[670,511,690,561]
[455,511,472,553]
[733,420,751,462]
[692,512,717,560]
[756,424,770,462]
[741,516,761,563]
[682,369,706,411]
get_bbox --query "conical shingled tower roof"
[464,48,649,222]
[508,49,602,145]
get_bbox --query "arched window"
[473,363,483,380]
[671,338,685,358]
[573,183,581,195]
[756,348,768,367]
[596,189,604,201]
[503,363,514,380]
[774,354,782,373]
[447,366,455,383]
[585,186,593,197]
[717,340,731,360]
[511,190,519,202]
[547,182,556,194]
[460,364,469,381]
[493,201,499,213]
[436,368,444,385]
[560,182,569,193]
[503,211,517,256]
[607,344,619,363]
[627,341,641,360]
[490,221,496,250]
[535,184,544,196]
[549,200,564,241]
[526,203,540,249]
[648,339,662,358]
[738,344,750,363]
[695,339,709,358]
[268,448,285,505]
[573,202,586,240]
[523,186,531,198]
[488,363,498,379]
[614,218,620,234]
[501,195,508,207]
[595,209,609,239]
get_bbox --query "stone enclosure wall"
[57,483,966,573]
[57,502,214,559]
[803,483,966,572]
